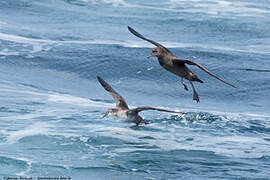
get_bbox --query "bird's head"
[147,47,165,59]
[102,109,117,118]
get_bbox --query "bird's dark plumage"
[97,76,129,109]
[97,76,181,125]
[172,59,236,88]
[128,26,172,53]
[128,26,236,102]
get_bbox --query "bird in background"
[128,26,236,102]
[97,76,180,126]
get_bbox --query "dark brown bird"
[97,76,180,125]
[128,26,236,102]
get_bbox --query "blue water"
[1,0,270,179]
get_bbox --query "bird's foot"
[183,83,189,91]
[144,121,149,125]
[181,81,189,91]
[193,92,200,103]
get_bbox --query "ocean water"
[0,0,270,179]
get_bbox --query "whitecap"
[0,48,20,56]
[3,121,79,144]
[0,155,33,176]
[15,157,33,176]
[0,32,55,54]
[1,32,269,54]
[80,0,130,7]
[0,32,56,44]
[167,0,270,17]
[47,92,113,108]
[5,122,50,144]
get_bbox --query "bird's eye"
[152,50,157,53]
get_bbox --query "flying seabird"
[128,26,236,102]
[97,76,180,125]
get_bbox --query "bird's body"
[156,53,203,83]
[128,26,236,102]
[97,76,180,125]
[107,108,144,124]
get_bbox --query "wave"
[2,121,80,144]
[0,155,32,176]
[0,48,20,56]
[0,33,55,54]
[72,110,270,158]
[47,93,113,108]
[167,0,270,17]
[0,78,113,108]
[0,33,56,45]
[85,0,129,7]
[68,0,270,17]
[1,32,270,55]
[64,0,270,18]
[15,157,33,176]
[4,122,50,144]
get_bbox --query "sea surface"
[0,0,270,179]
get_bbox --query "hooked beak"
[147,54,154,59]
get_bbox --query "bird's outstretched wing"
[128,26,172,53]
[97,76,129,109]
[132,106,181,114]
[172,59,236,88]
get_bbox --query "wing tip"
[127,26,133,32]
[97,76,103,83]
[97,76,109,90]
[127,26,143,38]
[127,26,137,35]
[225,81,237,88]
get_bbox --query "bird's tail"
[190,73,203,83]
[136,116,148,126]
[192,75,203,83]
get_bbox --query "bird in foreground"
[97,76,180,126]
[128,26,236,102]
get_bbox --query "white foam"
[0,79,113,109]
[47,93,113,108]
[81,0,129,7]
[3,121,80,144]
[0,32,56,44]
[15,157,33,176]
[113,128,268,158]
[0,32,134,49]
[1,32,269,54]
[6,122,50,144]
[77,0,270,18]
[168,0,270,17]
[0,155,33,177]
[0,32,55,54]
[0,48,20,56]
[80,111,270,158]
